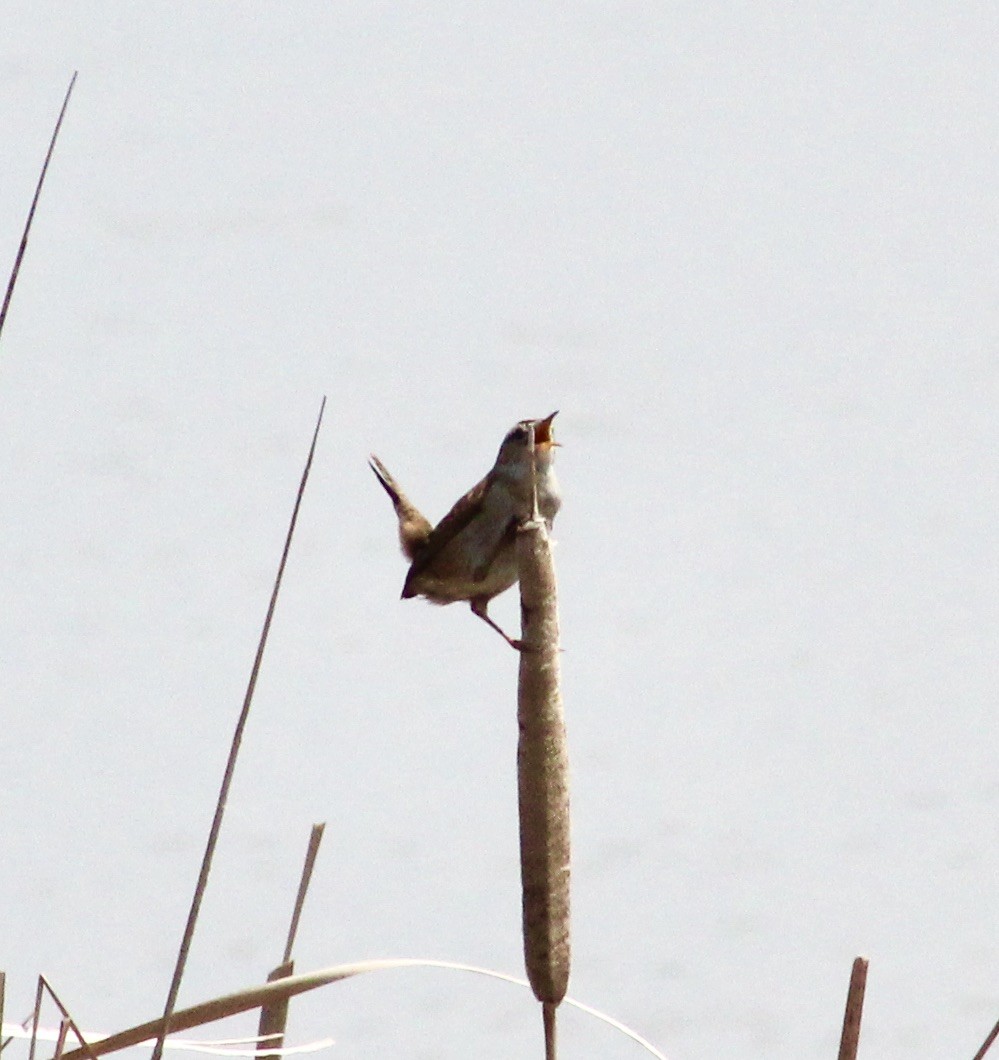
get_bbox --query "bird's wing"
[470,514,518,582]
[402,471,493,592]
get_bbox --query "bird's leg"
[470,597,525,651]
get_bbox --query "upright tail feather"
[369,455,434,559]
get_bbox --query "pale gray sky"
[2,5,998,1057]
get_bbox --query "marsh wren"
[369,412,561,649]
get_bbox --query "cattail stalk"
[516,430,571,1039]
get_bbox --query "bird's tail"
[369,454,405,505]
[368,454,434,559]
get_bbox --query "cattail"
[515,456,571,1023]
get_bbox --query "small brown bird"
[370,412,561,649]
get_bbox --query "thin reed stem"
[257,822,327,1060]
[543,1001,557,1060]
[150,399,326,1060]
[837,956,868,1060]
[972,1017,999,1060]
[0,72,77,347]
[283,822,325,964]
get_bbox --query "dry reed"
[0,72,77,347]
[149,400,325,1060]
[837,956,868,1060]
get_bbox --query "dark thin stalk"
[837,956,868,1060]
[36,978,100,1060]
[283,822,326,963]
[27,977,43,1060]
[543,1001,557,1060]
[52,1023,69,1060]
[150,398,326,1060]
[256,962,294,1060]
[0,72,77,347]
[973,1018,999,1060]
[258,822,327,1060]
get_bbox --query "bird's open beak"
[533,410,560,447]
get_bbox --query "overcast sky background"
[2,5,998,1058]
